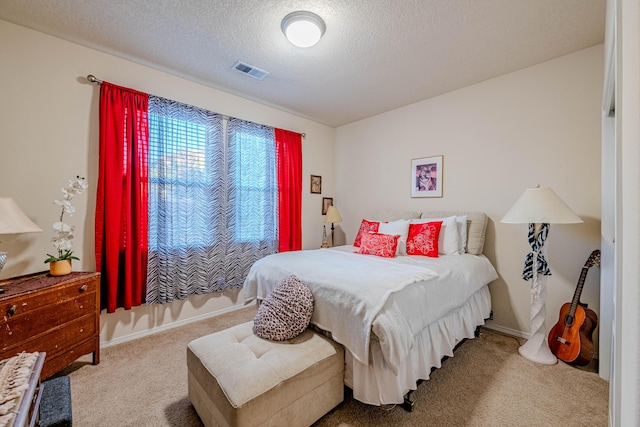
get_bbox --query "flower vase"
[49,260,72,276]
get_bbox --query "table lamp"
[324,206,342,247]
[501,186,582,365]
[0,197,43,276]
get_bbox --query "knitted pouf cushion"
[253,275,314,341]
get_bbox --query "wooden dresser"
[0,271,100,379]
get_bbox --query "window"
[227,118,278,243]
[146,96,278,304]
[148,111,219,250]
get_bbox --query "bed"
[243,211,498,406]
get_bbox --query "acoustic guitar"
[548,249,600,365]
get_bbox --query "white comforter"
[243,246,498,374]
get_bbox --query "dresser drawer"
[0,277,97,317]
[1,292,96,352]
[1,314,97,359]
[41,338,98,379]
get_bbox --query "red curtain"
[95,83,149,313]
[275,129,302,252]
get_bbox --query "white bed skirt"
[344,285,491,405]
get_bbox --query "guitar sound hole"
[565,315,574,326]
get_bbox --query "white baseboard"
[481,321,599,360]
[102,312,599,361]
[101,304,250,349]
[482,321,529,339]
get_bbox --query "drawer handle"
[7,305,17,317]
[79,284,88,292]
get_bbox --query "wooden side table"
[0,272,100,379]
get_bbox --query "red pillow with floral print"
[357,232,400,258]
[353,219,381,247]
[406,221,442,257]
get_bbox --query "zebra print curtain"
[145,96,277,304]
[225,118,279,286]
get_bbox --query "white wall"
[611,0,640,424]
[335,45,604,342]
[0,20,335,344]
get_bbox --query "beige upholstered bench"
[187,321,344,427]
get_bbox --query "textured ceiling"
[0,0,606,127]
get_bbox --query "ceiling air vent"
[232,61,269,80]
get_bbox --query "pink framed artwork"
[411,155,443,198]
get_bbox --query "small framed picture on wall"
[322,197,333,215]
[411,155,443,198]
[310,175,322,194]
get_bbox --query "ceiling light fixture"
[281,11,326,48]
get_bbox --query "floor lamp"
[324,205,342,247]
[501,186,582,365]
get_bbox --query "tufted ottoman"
[187,321,344,427]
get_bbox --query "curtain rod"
[86,75,306,138]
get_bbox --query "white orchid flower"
[55,199,75,215]
[53,221,73,232]
[61,187,73,200]
[46,176,87,263]
[52,237,73,251]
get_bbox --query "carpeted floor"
[58,306,609,426]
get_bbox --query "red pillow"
[406,221,442,257]
[357,233,400,258]
[353,219,380,247]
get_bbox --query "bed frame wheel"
[402,395,415,412]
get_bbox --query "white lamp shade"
[501,186,582,224]
[281,11,326,47]
[0,197,43,234]
[324,206,342,223]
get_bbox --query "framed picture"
[322,197,333,215]
[411,155,443,198]
[310,175,322,194]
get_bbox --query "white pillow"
[377,219,410,256]
[456,215,468,254]
[411,216,459,255]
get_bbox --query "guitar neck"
[569,267,589,315]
